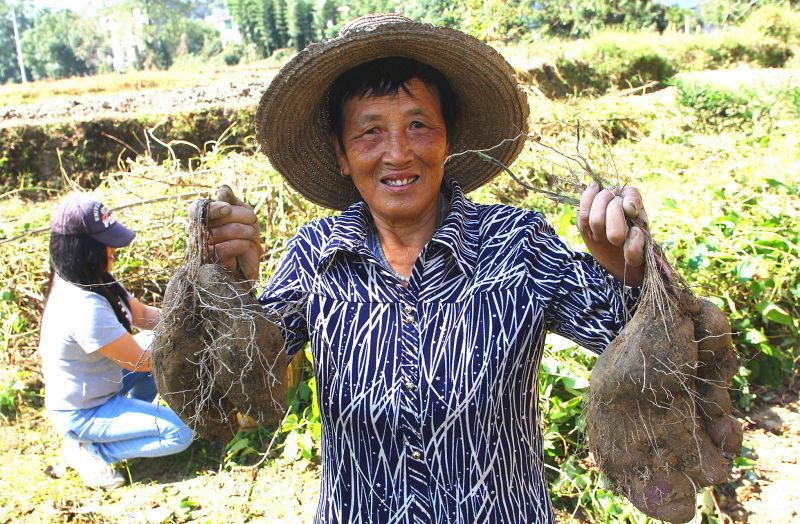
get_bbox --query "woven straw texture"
[256,16,530,210]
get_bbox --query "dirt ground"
[720,377,800,524]
[1,377,797,523]
[0,69,276,128]
[0,403,319,523]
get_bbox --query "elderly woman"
[205,14,647,523]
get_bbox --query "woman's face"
[334,77,448,225]
[105,246,116,272]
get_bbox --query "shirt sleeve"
[258,233,313,359]
[71,292,129,353]
[529,218,640,355]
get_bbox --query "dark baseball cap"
[50,194,135,247]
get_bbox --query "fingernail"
[623,199,639,218]
[589,181,599,191]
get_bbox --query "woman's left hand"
[577,181,648,287]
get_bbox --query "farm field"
[1,27,799,524]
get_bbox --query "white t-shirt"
[39,274,131,411]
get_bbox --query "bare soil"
[2,377,797,523]
[0,70,275,128]
[0,403,319,523]
[717,377,800,524]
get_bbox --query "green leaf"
[762,303,795,328]
[745,329,767,344]
[540,357,559,375]
[281,413,300,432]
[561,376,589,391]
[225,437,250,456]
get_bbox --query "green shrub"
[675,79,800,134]
[743,4,800,45]
[593,42,676,90]
[661,27,793,70]
[674,80,763,132]
[223,45,245,66]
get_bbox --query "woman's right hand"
[191,185,263,283]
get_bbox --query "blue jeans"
[50,371,194,464]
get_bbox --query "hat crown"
[50,194,135,247]
[256,12,529,210]
[51,195,116,236]
[339,13,412,37]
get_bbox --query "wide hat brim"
[256,17,530,211]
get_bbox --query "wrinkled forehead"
[343,77,444,113]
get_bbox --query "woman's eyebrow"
[355,113,384,124]
[353,106,431,126]
[405,107,428,117]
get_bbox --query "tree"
[21,8,104,80]
[316,0,338,39]
[273,0,290,49]
[105,0,194,69]
[289,0,315,50]
[0,0,33,84]
[699,0,795,28]
[226,0,288,57]
[176,18,223,58]
[531,0,674,37]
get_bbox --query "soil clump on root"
[586,215,742,523]
[151,188,286,441]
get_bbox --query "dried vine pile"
[151,186,286,441]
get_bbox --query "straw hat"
[256,13,530,211]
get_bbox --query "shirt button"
[405,315,414,324]
[404,305,414,314]
[410,450,422,460]
[404,381,416,391]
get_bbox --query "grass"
[1,46,799,522]
[0,400,320,523]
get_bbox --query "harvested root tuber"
[151,186,286,441]
[586,206,742,523]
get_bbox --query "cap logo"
[93,202,116,229]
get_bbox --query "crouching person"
[39,194,193,489]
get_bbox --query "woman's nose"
[382,129,413,165]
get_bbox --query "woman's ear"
[332,134,351,177]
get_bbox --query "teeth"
[385,177,415,187]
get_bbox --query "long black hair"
[45,233,132,332]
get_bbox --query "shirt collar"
[431,178,478,279]
[316,200,372,273]
[316,177,479,279]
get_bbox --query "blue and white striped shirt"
[259,178,633,524]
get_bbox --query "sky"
[31,1,91,13]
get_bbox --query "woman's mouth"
[383,176,418,188]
